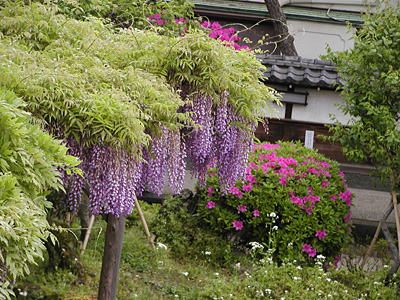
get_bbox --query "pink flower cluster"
[232,220,243,230]
[237,205,247,212]
[146,12,249,51]
[327,255,341,268]
[206,201,215,209]
[315,229,327,240]
[207,186,214,196]
[147,13,189,26]
[229,186,243,198]
[290,194,321,215]
[339,190,352,206]
[302,243,317,257]
[200,21,249,51]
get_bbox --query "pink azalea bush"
[197,141,353,266]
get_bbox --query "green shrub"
[151,193,237,267]
[197,141,353,266]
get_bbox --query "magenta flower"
[308,248,317,257]
[290,195,303,206]
[245,174,257,184]
[229,186,243,198]
[207,186,214,196]
[315,229,327,240]
[229,186,240,195]
[232,220,243,230]
[278,176,287,186]
[330,195,337,201]
[206,201,215,209]
[339,190,352,206]
[344,210,352,223]
[302,244,317,257]
[242,183,253,192]
[238,205,247,212]
[302,244,312,253]
[332,255,341,267]
[321,181,330,188]
[307,186,313,195]
[253,210,260,217]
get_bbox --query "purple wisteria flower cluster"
[60,126,187,217]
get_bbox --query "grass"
[13,201,400,300]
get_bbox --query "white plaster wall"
[288,19,354,58]
[268,88,349,124]
[292,89,348,124]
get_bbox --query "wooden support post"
[360,198,392,269]
[133,194,155,250]
[80,215,95,256]
[98,214,126,300]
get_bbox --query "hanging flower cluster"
[181,88,255,188]
[60,126,186,217]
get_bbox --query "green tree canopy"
[325,0,400,186]
[325,0,400,278]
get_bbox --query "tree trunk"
[98,214,126,300]
[264,0,298,56]
[79,192,90,242]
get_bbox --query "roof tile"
[259,54,342,88]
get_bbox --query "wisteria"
[58,22,258,216]
[184,91,214,184]
[59,136,87,213]
[181,87,255,189]
[139,126,187,195]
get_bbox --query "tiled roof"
[192,0,364,25]
[257,54,343,89]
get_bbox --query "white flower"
[19,291,28,296]
[158,261,164,265]
[296,266,302,270]
[181,272,188,276]
[174,295,179,298]
[265,289,272,294]
[293,277,301,280]
[328,294,332,298]
[249,241,264,250]
[270,212,277,218]
[288,242,293,247]
[326,278,331,282]
[204,251,211,255]
[214,272,220,276]
[156,242,168,250]
[244,271,251,278]
[134,294,138,297]
[272,225,278,231]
